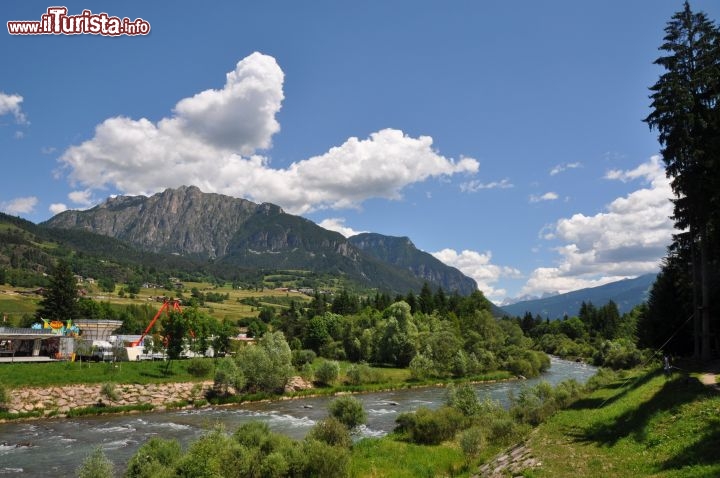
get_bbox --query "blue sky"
[2,1,718,304]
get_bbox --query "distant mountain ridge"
[500,291,559,307]
[500,273,657,319]
[348,233,477,295]
[41,186,479,295]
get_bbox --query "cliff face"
[349,233,478,295]
[44,186,259,258]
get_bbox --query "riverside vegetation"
[1,262,647,477]
[0,240,710,477]
[68,363,719,478]
[0,237,687,477]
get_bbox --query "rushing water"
[0,357,595,477]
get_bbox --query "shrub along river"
[0,357,595,476]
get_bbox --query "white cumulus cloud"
[59,52,284,195]
[1,196,38,215]
[0,92,27,124]
[271,129,478,213]
[49,203,68,215]
[529,192,559,203]
[460,178,513,192]
[520,156,674,296]
[550,162,581,176]
[318,218,367,238]
[57,52,478,215]
[68,190,94,207]
[432,248,522,302]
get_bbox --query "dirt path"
[700,372,718,388]
[699,359,720,389]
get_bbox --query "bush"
[409,353,436,380]
[509,380,582,426]
[345,363,362,385]
[175,427,240,477]
[328,396,367,429]
[100,382,119,402]
[291,349,316,367]
[506,350,551,378]
[213,357,245,395]
[553,379,583,407]
[259,451,290,477]
[77,447,114,478]
[395,406,465,445]
[314,360,340,386]
[298,363,314,382]
[445,383,481,416]
[460,397,522,445]
[509,382,553,426]
[507,358,533,378]
[307,417,352,448]
[235,331,294,393]
[230,423,307,477]
[594,339,645,369]
[125,437,182,478]
[233,421,274,448]
[458,426,485,461]
[186,357,213,378]
[302,439,350,478]
[345,362,380,385]
[486,414,520,444]
[450,350,469,377]
[319,340,346,361]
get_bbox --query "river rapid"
[0,357,595,477]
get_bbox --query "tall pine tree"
[645,1,720,359]
[36,260,80,323]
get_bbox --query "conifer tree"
[645,2,720,359]
[36,260,80,323]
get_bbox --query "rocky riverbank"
[2,376,315,420]
[4,381,213,417]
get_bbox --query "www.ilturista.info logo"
[7,7,151,36]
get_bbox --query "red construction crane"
[131,299,182,347]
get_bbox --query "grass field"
[0,359,207,387]
[116,282,311,321]
[528,368,720,478]
[0,290,43,322]
[349,437,466,478]
[0,281,311,325]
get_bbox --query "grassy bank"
[349,437,466,478]
[0,360,205,387]
[0,357,511,390]
[529,368,720,477]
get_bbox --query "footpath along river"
[0,357,595,476]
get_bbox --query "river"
[0,357,595,476]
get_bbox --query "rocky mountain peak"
[44,186,259,258]
[42,186,480,295]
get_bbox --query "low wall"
[6,381,214,416]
